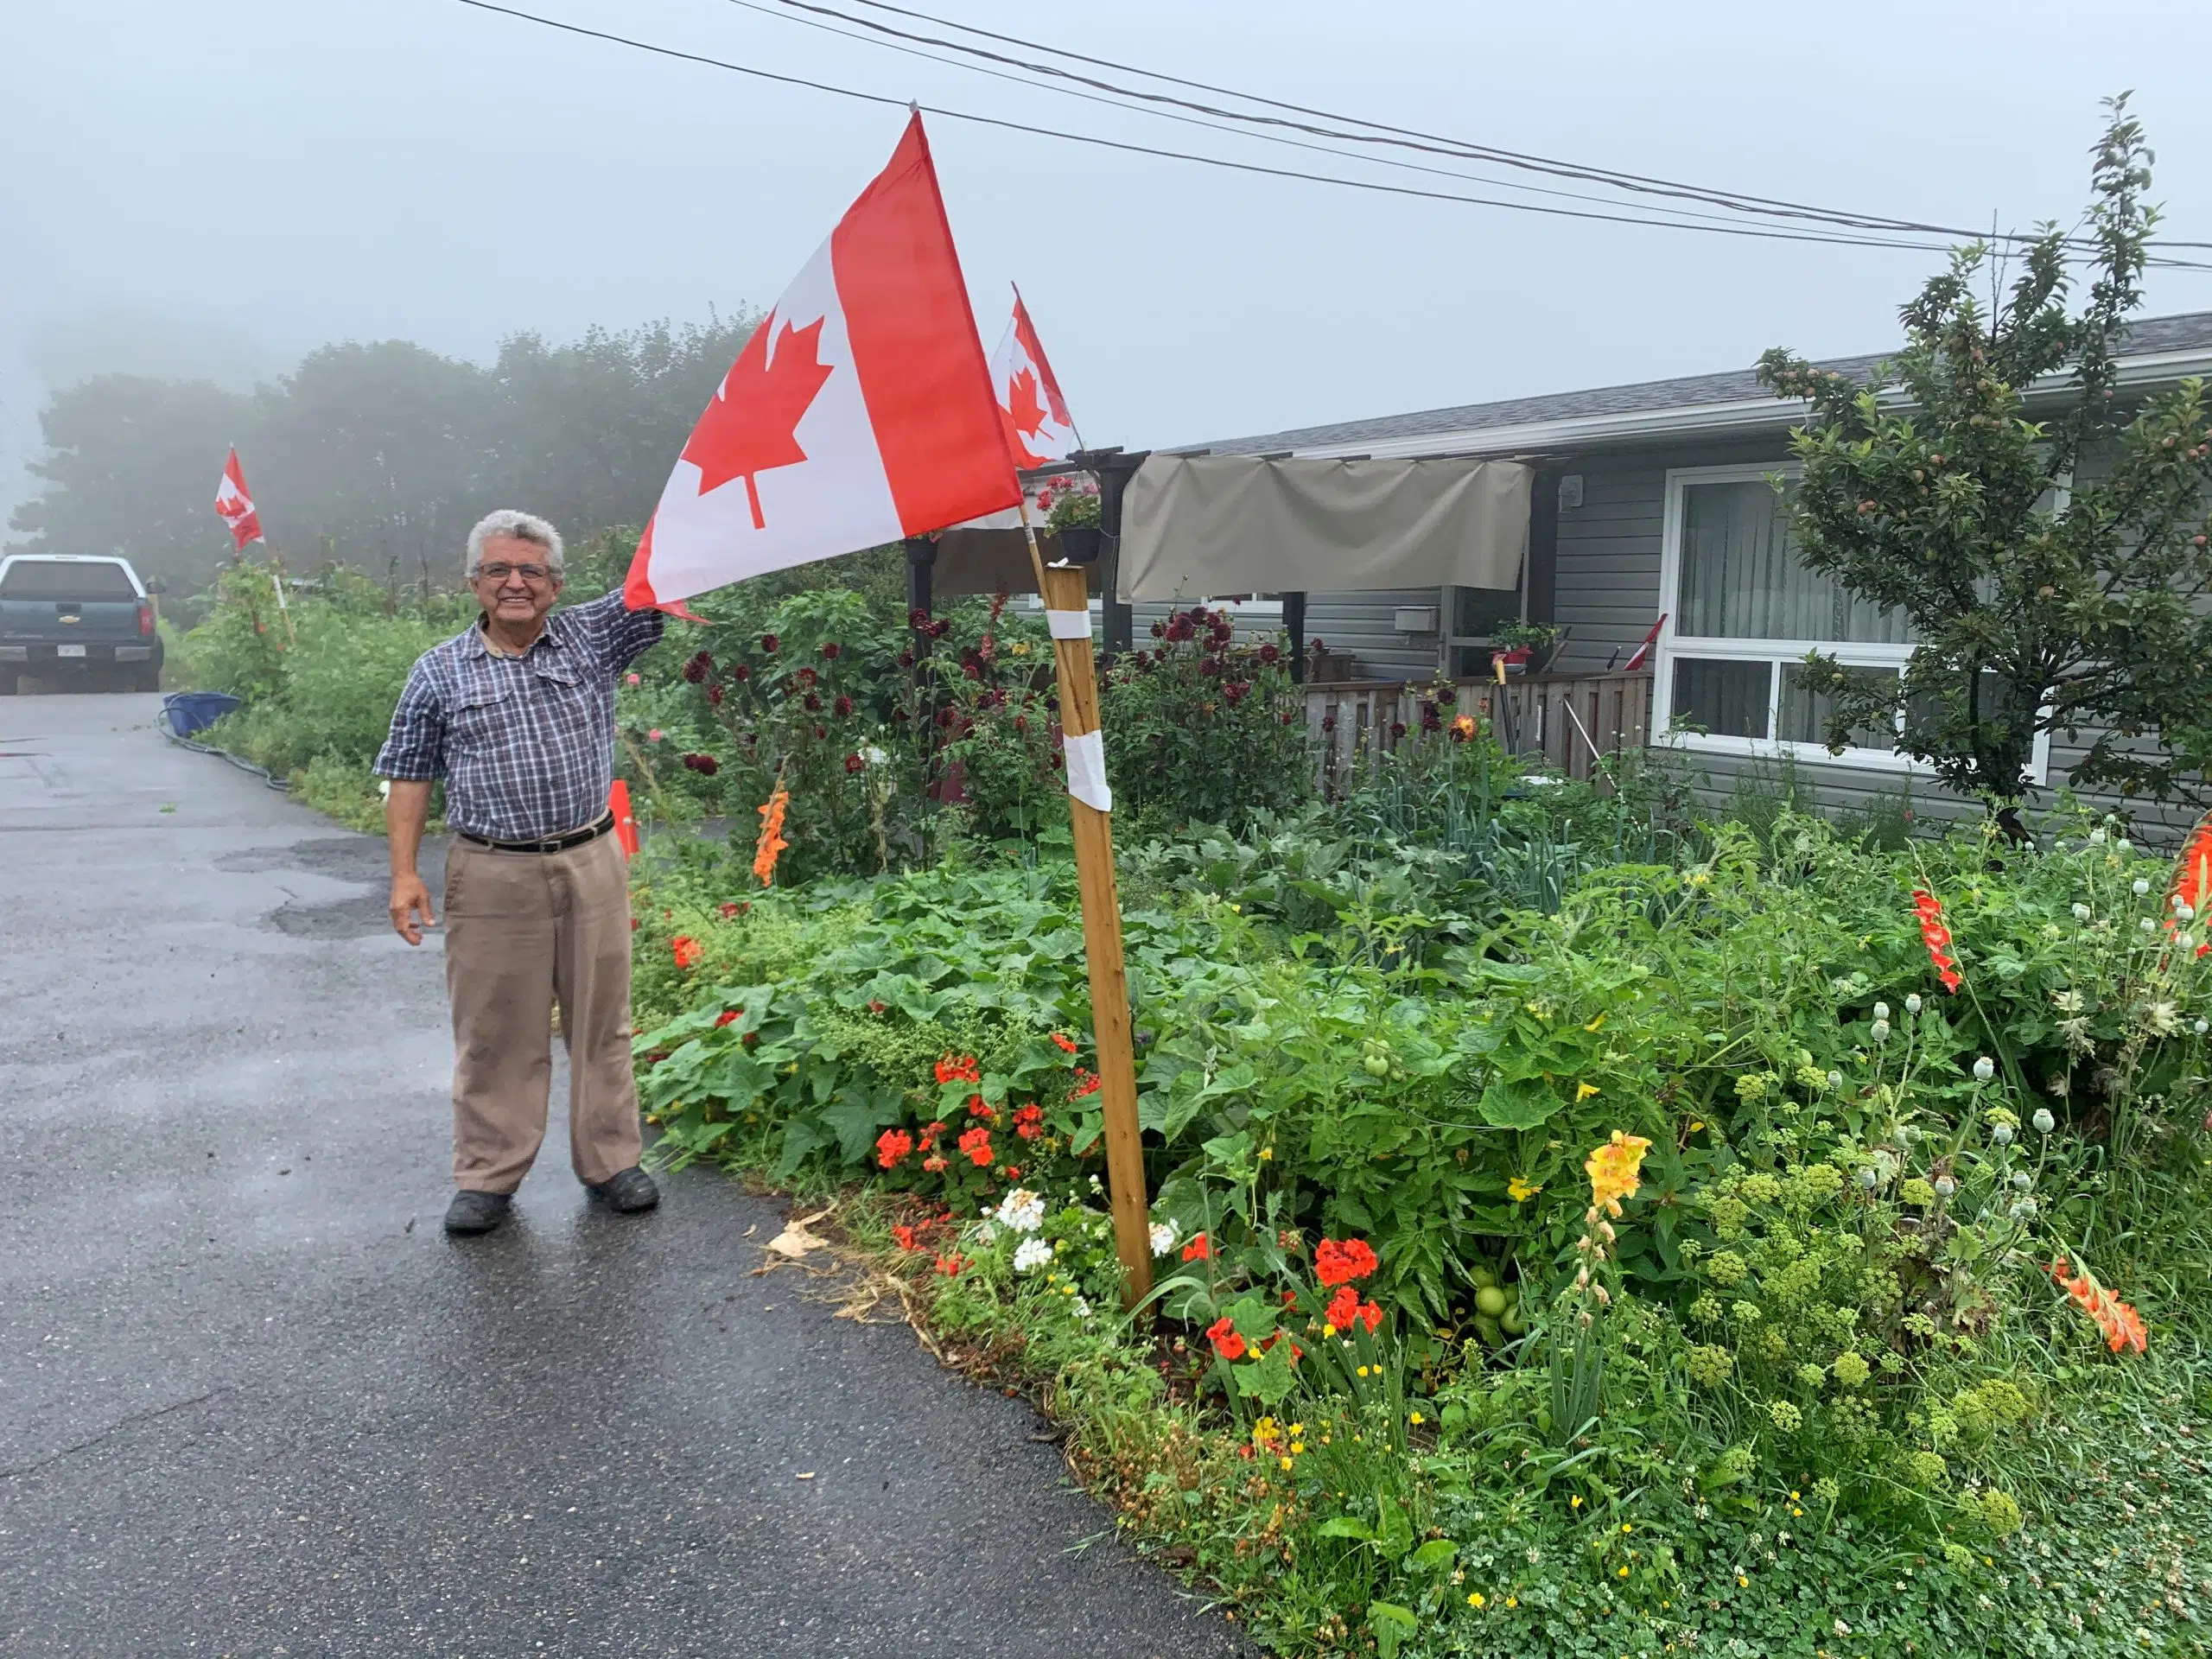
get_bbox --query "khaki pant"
[442,832,642,1193]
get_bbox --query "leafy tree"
[1757,99,2212,816]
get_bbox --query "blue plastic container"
[161,691,243,738]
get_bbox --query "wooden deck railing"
[1302,671,1653,792]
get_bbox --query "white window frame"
[1652,463,2050,783]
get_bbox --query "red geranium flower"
[1325,1283,1361,1328]
[1314,1237,1379,1287]
[892,1224,919,1251]
[934,1254,964,1276]
[1357,1300,1383,1333]
[922,1154,948,1173]
[1071,1069,1102,1099]
[935,1054,981,1084]
[1013,1103,1045,1141]
[918,1120,946,1149]
[1181,1231,1212,1262]
[875,1128,914,1169]
[715,1009,741,1027]
[966,1094,997,1122]
[1051,1032,1078,1054]
[957,1125,995,1166]
[718,902,741,918]
[1205,1316,1246,1360]
[671,936,702,969]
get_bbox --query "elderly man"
[376,510,666,1236]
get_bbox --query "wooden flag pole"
[1020,507,1154,1311]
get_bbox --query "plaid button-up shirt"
[374,591,664,842]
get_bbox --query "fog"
[7,0,2212,513]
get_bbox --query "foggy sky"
[7,0,2212,512]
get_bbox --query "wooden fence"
[1301,671,1653,792]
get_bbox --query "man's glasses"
[475,563,555,583]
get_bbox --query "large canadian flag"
[214,447,264,550]
[989,289,1078,467]
[626,113,1020,609]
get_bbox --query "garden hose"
[156,714,292,793]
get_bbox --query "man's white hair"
[465,509,565,576]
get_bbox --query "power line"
[814,0,2212,257]
[718,0,1935,244]
[448,1,2212,270]
[448,2,1949,253]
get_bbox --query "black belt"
[459,811,617,854]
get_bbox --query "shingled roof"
[1175,309,2212,458]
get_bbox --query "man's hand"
[391,874,436,945]
[384,779,437,945]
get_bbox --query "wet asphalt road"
[0,696,1248,1658]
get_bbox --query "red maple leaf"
[1000,366,1055,468]
[682,317,835,531]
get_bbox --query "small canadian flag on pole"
[214,447,264,550]
[1620,613,1668,672]
[626,112,1020,609]
[989,287,1078,467]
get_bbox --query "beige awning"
[1116,454,1531,601]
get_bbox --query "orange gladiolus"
[2171,817,2211,957]
[2049,1255,2148,1355]
[752,780,791,887]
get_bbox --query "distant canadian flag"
[214,448,264,550]
[1621,613,1668,672]
[626,113,1020,609]
[989,288,1078,467]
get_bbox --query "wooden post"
[1026,537,1154,1311]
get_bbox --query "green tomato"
[1469,1265,1499,1289]
[1500,1306,1527,1336]
[1474,1287,1509,1319]
[1363,1054,1393,1078]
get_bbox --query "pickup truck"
[0,554,163,694]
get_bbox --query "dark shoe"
[588,1166,660,1214]
[443,1189,512,1236]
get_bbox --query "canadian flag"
[214,447,264,550]
[626,114,1020,609]
[1621,613,1668,672]
[989,288,1078,467]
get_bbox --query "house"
[1149,309,2212,822]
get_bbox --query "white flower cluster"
[1148,1221,1178,1255]
[994,1187,1045,1234]
[1014,1237,1053,1273]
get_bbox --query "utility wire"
[449,2,1949,254]
[450,1,2212,269]
[721,0,1936,243]
[814,0,2212,256]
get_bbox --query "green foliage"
[1757,99,2212,807]
[1102,605,1313,836]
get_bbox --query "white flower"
[861,745,888,766]
[1873,1001,1891,1021]
[1148,1221,1178,1255]
[2147,1001,2182,1036]
[1905,994,1923,1015]
[1973,1057,1996,1083]
[2031,1109,2055,1134]
[1070,1295,1093,1319]
[2053,988,2084,1013]
[1013,1237,1053,1273]
[2197,1020,2210,1036]
[2133,877,2152,896]
[2071,902,2092,922]
[994,1187,1046,1234]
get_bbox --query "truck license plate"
[57,644,86,658]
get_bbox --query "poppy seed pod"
[2032,1109,2055,1134]
[1973,1057,1996,1083]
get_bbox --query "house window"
[1445,581,1525,677]
[1656,465,2045,780]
